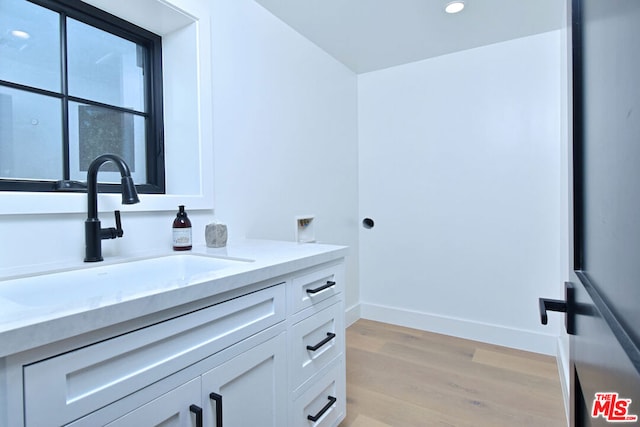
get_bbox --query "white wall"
[0,0,360,311]
[210,0,360,310]
[358,30,566,355]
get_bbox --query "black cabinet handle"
[306,332,336,351]
[189,404,203,427]
[307,396,337,422]
[306,281,336,295]
[539,282,574,335]
[210,392,223,427]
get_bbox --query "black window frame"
[0,0,165,194]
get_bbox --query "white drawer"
[23,284,285,427]
[291,264,343,314]
[290,301,344,390]
[291,359,346,427]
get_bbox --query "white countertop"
[0,239,348,358]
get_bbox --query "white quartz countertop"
[0,239,348,358]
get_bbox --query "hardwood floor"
[339,319,566,427]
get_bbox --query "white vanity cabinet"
[287,263,346,426]
[104,331,287,427]
[0,245,346,427]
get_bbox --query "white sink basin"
[0,254,250,308]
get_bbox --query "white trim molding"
[359,301,559,356]
[344,303,361,328]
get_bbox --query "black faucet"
[85,154,140,262]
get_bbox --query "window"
[0,0,164,193]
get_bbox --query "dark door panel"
[571,273,640,426]
[578,0,640,348]
[570,0,640,425]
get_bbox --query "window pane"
[0,87,63,180]
[67,19,146,112]
[0,0,61,92]
[68,102,147,184]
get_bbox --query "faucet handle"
[114,210,124,238]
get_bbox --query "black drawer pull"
[306,332,336,351]
[306,281,336,295]
[189,404,203,427]
[307,395,337,422]
[209,392,223,427]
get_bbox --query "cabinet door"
[105,378,201,427]
[201,333,287,427]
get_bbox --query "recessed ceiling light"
[10,30,30,39]
[445,1,465,14]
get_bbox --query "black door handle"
[539,298,567,324]
[539,282,574,335]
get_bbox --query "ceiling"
[254,0,566,74]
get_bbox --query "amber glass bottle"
[172,205,192,251]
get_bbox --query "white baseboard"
[359,302,559,355]
[344,303,361,328]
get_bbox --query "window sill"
[0,191,212,215]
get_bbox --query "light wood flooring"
[339,319,566,427]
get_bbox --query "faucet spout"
[87,154,140,220]
[85,154,140,262]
